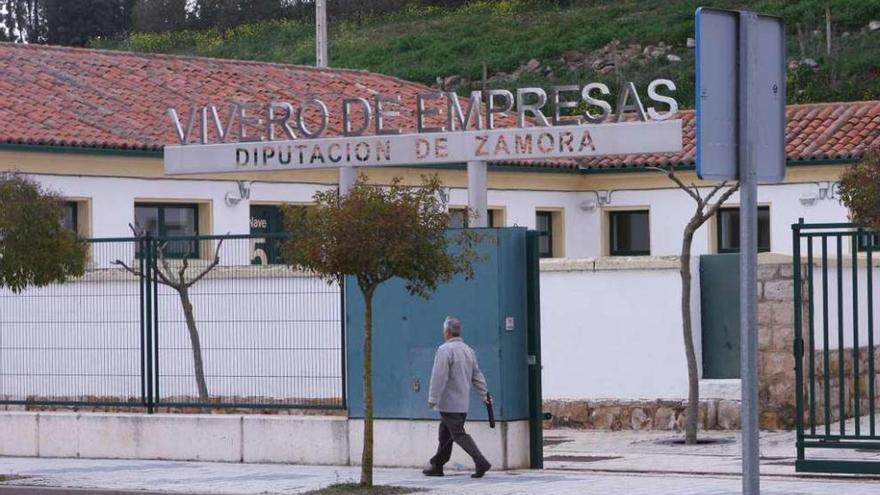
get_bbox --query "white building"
[2,43,878,420]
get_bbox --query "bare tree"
[114,226,225,407]
[664,169,739,444]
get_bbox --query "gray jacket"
[428,337,489,413]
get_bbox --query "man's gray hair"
[444,316,462,337]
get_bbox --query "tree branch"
[666,169,702,203]
[178,250,189,286]
[185,237,226,288]
[703,182,741,223]
[112,259,144,279]
[153,243,180,289]
[703,181,728,205]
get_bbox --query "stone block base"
[0,412,529,469]
[543,399,744,431]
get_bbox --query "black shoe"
[471,461,491,478]
[422,465,444,477]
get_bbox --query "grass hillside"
[94,0,880,107]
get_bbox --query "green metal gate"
[793,220,880,474]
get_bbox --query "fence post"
[793,218,805,461]
[153,235,160,411]
[144,233,155,414]
[340,276,348,410]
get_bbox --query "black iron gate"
[793,220,880,474]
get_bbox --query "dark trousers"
[429,412,489,469]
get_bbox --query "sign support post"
[467,160,488,227]
[738,11,760,495]
[697,8,785,495]
[339,166,358,194]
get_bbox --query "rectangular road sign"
[695,8,786,183]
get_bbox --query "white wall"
[28,174,333,239]
[28,173,850,259]
[539,258,701,400]
[0,269,343,403]
[805,263,880,351]
[12,172,854,405]
[601,182,847,257]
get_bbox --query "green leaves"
[0,174,88,293]
[282,174,481,298]
[839,149,880,230]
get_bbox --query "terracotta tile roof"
[569,100,880,171]
[0,43,878,172]
[0,42,517,151]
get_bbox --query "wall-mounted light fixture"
[799,192,820,206]
[817,181,832,200]
[579,199,597,211]
[596,190,613,206]
[225,181,252,207]
[581,190,613,209]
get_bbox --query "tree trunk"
[178,285,210,408]
[360,288,374,487]
[680,227,700,444]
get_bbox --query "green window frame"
[449,208,496,228]
[857,232,880,252]
[134,203,200,258]
[536,211,553,258]
[609,210,650,256]
[62,201,78,232]
[716,206,770,253]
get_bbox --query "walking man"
[423,316,492,478]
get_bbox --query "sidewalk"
[542,423,880,478]
[1,456,879,495]
[1,428,879,495]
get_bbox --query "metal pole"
[339,166,358,194]
[738,10,760,495]
[315,0,328,68]
[467,160,488,227]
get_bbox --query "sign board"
[164,120,682,175]
[163,81,683,175]
[695,8,786,183]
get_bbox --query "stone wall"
[755,260,803,429]
[758,260,880,429]
[543,398,742,431]
[803,345,880,427]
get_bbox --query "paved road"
[2,457,880,495]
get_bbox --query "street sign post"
[696,8,786,495]
[696,8,786,182]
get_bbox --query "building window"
[250,205,285,265]
[536,211,553,258]
[449,208,498,228]
[134,203,199,258]
[61,202,78,232]
[609,210,650,256]
[857,232,880,252]
[717,207,770,253]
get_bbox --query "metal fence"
[0,234,345,411]
[793,221,880,474]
